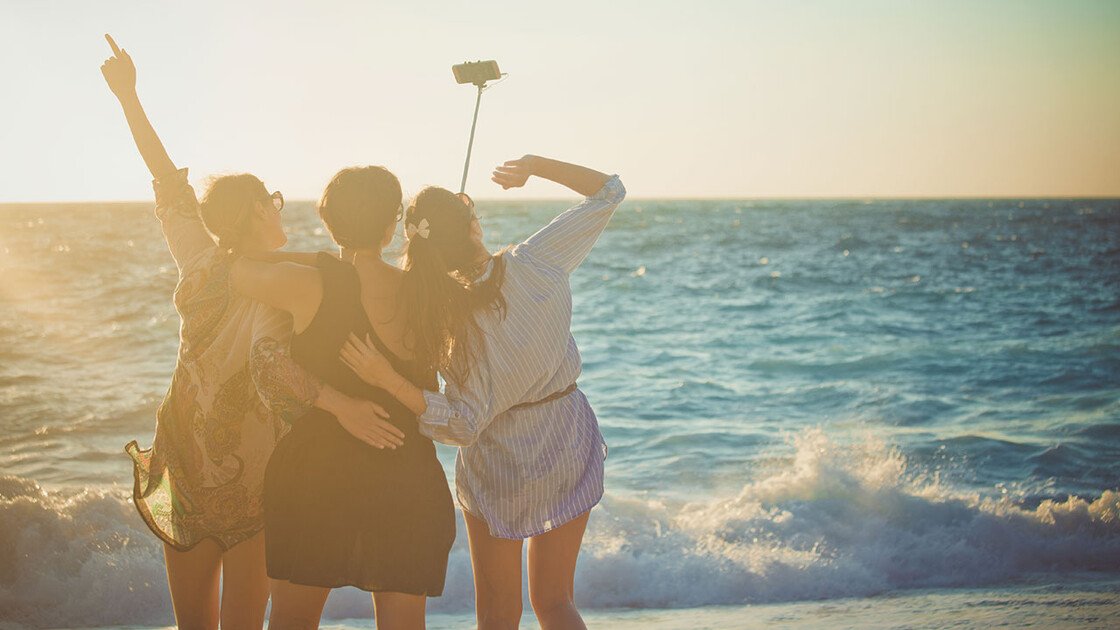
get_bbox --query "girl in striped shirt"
[341,154,625,629]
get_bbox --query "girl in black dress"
[231,166,455,628]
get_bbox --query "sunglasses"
[270,190,284,212]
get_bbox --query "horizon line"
[1,195,1119,206]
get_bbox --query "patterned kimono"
[126,168,318,551]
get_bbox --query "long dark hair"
[399,187,506,382]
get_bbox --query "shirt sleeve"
[153,168,216,273]
[416,346,516,447]
[247,306,321,425]
[513,175,626,273]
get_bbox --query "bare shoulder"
[355,259,404,298]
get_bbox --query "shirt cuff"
[588,174,626,204]
[152,168,195,218]
[419,389,453,427]
[152,167,190,197]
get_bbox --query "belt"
[507,383,578,412]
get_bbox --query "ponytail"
[399,187,507,382]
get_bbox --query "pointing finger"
[105,34,123,56]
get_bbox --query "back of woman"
[232,166,456,625]
[265,252,454,594]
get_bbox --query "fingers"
[350,420,402,449]
[363,418,404,448]
[340,341,361,366]
[491,172,520,190]
[371,408,405,438]
[105,34,122,56]
[359,431,392,449]
[371,422,405,447]
[339,351,359,373]
[347,332,372,354]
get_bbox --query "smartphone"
[453,60,502,86]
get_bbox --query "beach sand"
[385,575,1120,629]
[322,575,1120,629]
[40,575,1118,629]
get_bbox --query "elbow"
[446,426,481,448]
[444,436,478,448]
[460,434,481,448]
[446,413,484,447]
[612,176,627,203]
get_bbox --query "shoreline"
[44,574,1119,630]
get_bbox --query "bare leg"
[163,539,222,630]
[463,509,524,630]
[527,511,590,630]
[372,591,427,630]
[268,579,331,630]
[218,530,270,629]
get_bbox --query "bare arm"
[493,155,609,197]
[340,333,428,414]
[101,35,176,180]
[340,334,505,447]
[495,154,626,274]
[250,333,404,449]
[230,259,323,333]
[244,251,334,266]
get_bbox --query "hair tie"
[406,218,431,239]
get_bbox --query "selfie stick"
[459,83,485,194]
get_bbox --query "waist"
[507,383,578,412]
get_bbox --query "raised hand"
[100,34,137,101]
[491,155,538,190]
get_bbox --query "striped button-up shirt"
[418,175,626,539]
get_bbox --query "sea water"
[1,197,1118,627]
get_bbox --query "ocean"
[1,196,1118,628]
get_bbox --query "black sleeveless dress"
[263,254,455,595]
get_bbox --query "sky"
[0,0,1117,202]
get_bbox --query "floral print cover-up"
[126,168,318,551]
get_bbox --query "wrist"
[388,374,410,398]
[315,385,344,415]
[522,154,543,176]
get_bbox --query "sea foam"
[1,429,1117,626]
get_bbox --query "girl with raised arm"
[100,36,401,629]
[340,155,625,629]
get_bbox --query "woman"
[230,166,457,629]
[340,154,625,629]
[101,36,401,629]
